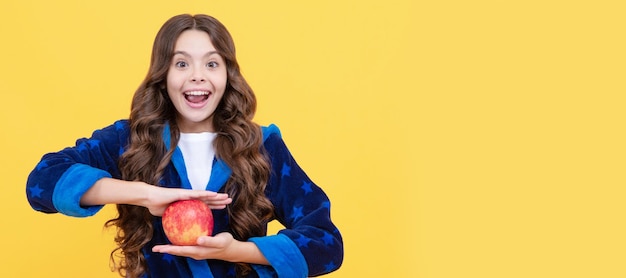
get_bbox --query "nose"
[190,75,206,82]
[190,67,206,83]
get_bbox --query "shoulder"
[261,124,291,160]
[93,120,129,135]
[261,124,282,142]
[91,119,129,133]
[87,119,130,145]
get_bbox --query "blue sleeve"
[26,120,129,217]
[249,234,307,278]
[253,125,343,277]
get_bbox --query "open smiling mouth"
[184,91,210,104]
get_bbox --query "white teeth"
[185,91,209,96]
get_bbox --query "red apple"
[162,199,214,246]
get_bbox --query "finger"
[196,236,221,247]
[152,245,198,256]
[191,190,219,198]
[206,197,232,205]
[210,192,230,200]
[151,244,169,253]
[206,197,232,209]
[174,191,215,202]
[199,195,232,203]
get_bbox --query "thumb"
[196,236,213,246]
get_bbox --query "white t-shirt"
[177,132,217,190]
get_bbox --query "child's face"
[166,29,227,133]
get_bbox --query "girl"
[26,14,343,278]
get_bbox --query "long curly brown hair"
[104,14,274,277]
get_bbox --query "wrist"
[135,181,153,207]
[230,240,269,265]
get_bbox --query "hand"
[80,178,232,216]
[152,232,237,261]
[144,186,232,216]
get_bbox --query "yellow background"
[1,0,624,277]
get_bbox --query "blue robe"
[26,120,343,277]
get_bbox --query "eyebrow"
[172,50,220,58]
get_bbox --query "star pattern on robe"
[77,143,89,152]
[290,206,304,221]
[322,201,330,209]
[280,162,291,178]
[87,139,100,149]
[324,261,337,272]
[28,184,44,198]
[321,232,334,246]
[114,121,125,130]
[295,234,311,248]
[161,253,175,264]
[226,267,236,276]
[301,181,313,195]
[35,161,48,171]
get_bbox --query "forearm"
[80,177,150,207]
[153,233,270,265]
[230,241,269,265]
